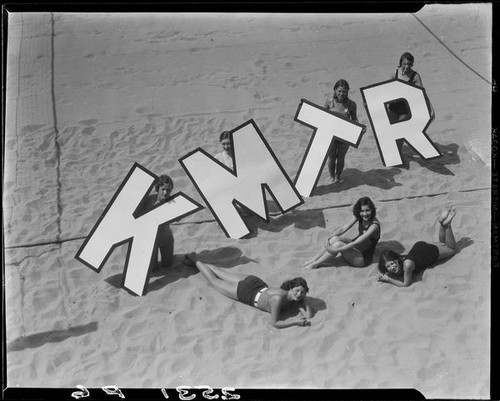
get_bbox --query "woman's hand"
[298,317,311,327]
[376,273,389,282]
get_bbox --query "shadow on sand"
[314,167,403,195]
[244,208,326,238]
[400,142,460,175]
[7,322,98,352]
[104,246,256,294]
[313,142,460,197]
[279,296,327,321]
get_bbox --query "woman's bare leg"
[302,250,336,269]
[302,236,351,267]
[205,264,247,283]
[328,144,338,181]
[442,208,457,249]
[436,207,457,259]
[302,245,329,267]
[335,144,349,181]
[438,207,452,243]
[184,254,239,299]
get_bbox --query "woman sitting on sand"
[136,174,175,268]
[214,130,233,169]
[377,207,457,287]
[388,52,435,122]
[183,253,314,329]
[302,196,380,269]
[324,79,359,184]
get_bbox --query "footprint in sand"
[81,127,96,135]
[417,307,445,319]
[412,209,426,222]
[22,124,46,134]
[417,361,449,384]
[78,119,99,126]
[341,338,358,360]
[316,332,339,356]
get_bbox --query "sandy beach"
[4,4,492,399]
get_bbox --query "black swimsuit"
[326,98,356,147]
[236,275,268,306]
[395,68,417,85]
[354,218,381,266]
[388,69,418,118]
[404,241,440,273]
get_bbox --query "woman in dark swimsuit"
[377,207,457,287]
[302,197,380,269]
[388,52,435,122]
[183,253,314,329]
[136,174,175,268]
[324,79,359,183]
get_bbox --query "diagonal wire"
[411,13,491,86]
[50,13,63,245]
[4,186,491,250]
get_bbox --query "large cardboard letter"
[361,79,440,167]
[294,99,365,197]
[75,163,203,296]
[179,120,303,239]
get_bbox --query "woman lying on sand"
[302,196,380,269]
[184,253,314,329]
[377,207,457,287]
[137,174,175,268]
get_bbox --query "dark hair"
[219,131,231,142]
[352,196,376,221]
[154,174,173,192]
[280,277,309,293]
[333,79,350,101]
[378,250,403,275]
[399,52,414,67]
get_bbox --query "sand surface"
[4,5,491,398]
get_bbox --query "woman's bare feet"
[438,206,456,227]
[442,207,456,227]
[301,258,316,268]
[302,262,317,270]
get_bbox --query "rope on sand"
[50,13,63,245]
[4,186,490,251]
